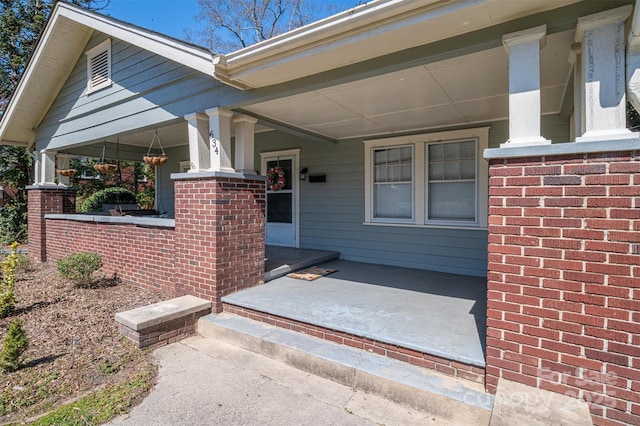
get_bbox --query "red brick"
[561,333,604,350]
[585,175,630,185]
[584,326,628,343]
[563,312,604,327]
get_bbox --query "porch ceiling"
[243,29,574,140]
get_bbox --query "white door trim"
[260,149,300,248]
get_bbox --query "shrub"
[136,187,155,210]
[0,318,29,372]
[56,252,103,286]
[77,187,137,213]
[0,206,27,244]
[0,242,19,318]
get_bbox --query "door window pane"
[267,193,292,223]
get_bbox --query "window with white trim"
[85,39,112,93]
[364,128,489,229]
[373,145,413,220]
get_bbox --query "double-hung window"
[364,127,488,228]
[373,145,413,221]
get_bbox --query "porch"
[226,256,487,369]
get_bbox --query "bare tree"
[195,0,361,53]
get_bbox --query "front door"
[261,150,299,247]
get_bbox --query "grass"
[20,366,156,426]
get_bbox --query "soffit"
[216,0,580,89]
[244,30,574,140]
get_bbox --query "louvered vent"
[89,50,109,89]
[86,39,111,93]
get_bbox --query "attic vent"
[85,39,112,93]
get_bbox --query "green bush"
[0,318,29,372]
[56,252,103,286]
[0,206,27,244]
[77,187,137,213]
[0,242,19,318]
[136,188,155,210]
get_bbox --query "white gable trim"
[55,4,213,75]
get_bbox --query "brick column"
[173,172,265,312]
[27,185,77,262]
[485,152,640,426]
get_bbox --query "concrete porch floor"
[226,258,487,367]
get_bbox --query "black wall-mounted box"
[309,174,326,183]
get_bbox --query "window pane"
[374,150,386,164]
[375,183,412,219]
[388,148,400,163]
[375,165,386,182]
[400,146,412,161]
[429,181,475,220]
[267,193,292,223]
[401,164,412,181]
[444,161,460,180]
[444,143,459,161]
[460,141,475,160]
[429,144,443,161]
[429,162,443,180]
[460,160,476,179]
[389,165,400,181]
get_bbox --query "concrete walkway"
[108,336,487,426]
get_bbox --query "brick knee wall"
[45,219,176,295]
[174,176,265,312]
[486,152,640,426]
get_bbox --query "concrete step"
[198,313,494,423]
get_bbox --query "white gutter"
[627,0,640,115]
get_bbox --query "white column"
[205,107,234,172]
[33,154,42,185]
[39,150,56,185]
[501,25,550,147]
[568,43,583,141]
[575,5,635,142]
[233,114,258,174]
[184,112,210,172]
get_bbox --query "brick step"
[197,313,494,422]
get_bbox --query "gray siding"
[254,115,569,277]
[36,32,221,151]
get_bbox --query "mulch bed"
[0,259,170,423]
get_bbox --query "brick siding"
[486,152,640,426]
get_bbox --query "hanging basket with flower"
[56,153,77,177]
[93,144,118,174]
[143,130,168,166]
[267,166,286,191]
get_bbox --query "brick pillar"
[173,173,265,312]
[27,185,77,262]
[486,152,640,426]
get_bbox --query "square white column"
[40,150,56,185]
[184,112,210,172]
[501,25,550,147]
[568,43,583,141]
[205,107,234,173]
[575,5,635,142]
[233,114,258,174]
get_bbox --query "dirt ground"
[0,258,170,423]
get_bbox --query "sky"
[103,0,363,45]
[104,0,204,41]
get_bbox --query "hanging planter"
[56,154,77,177]
[57,169,77,177]
[144,130,168,166]
[93,144,117,174]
